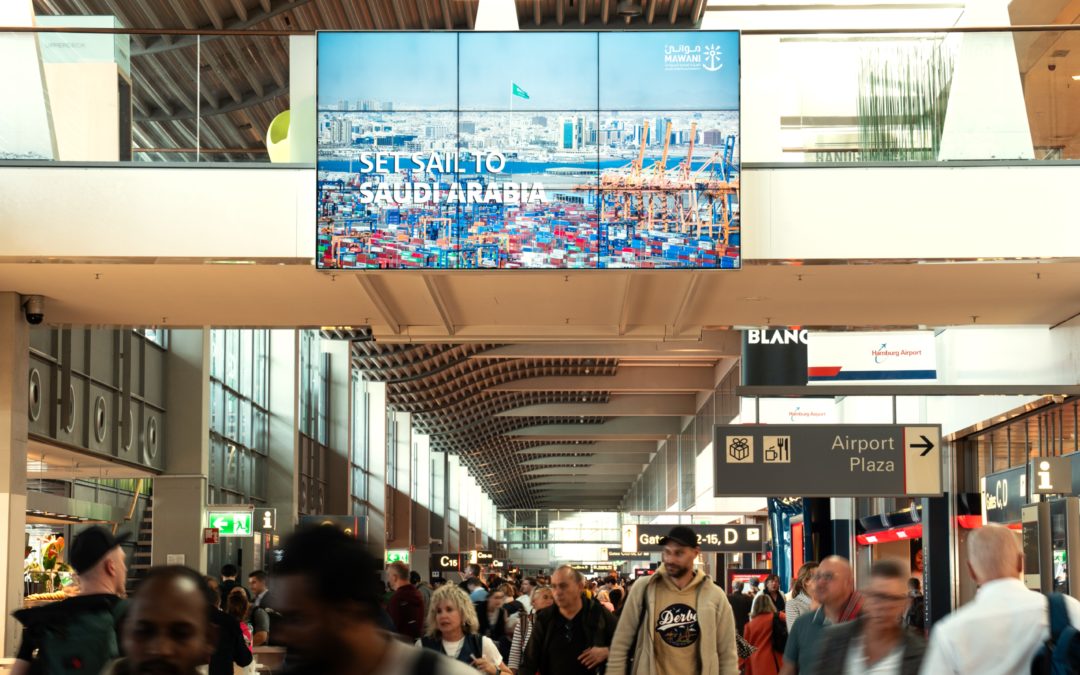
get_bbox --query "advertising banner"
[316,31,740,270]
[808,331,937,383]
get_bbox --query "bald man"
[780,556,863,675]
[103,566,218,675]
[920,523,1080,675]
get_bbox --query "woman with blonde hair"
[418,584,511,674]
[742,593,785,675]
[507,586,554,674]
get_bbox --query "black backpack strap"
[627,580,650,668]
[414,648,439,675]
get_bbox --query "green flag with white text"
[512,83,529,100]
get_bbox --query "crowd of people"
[9,521,1080,675]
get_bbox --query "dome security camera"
[21,295,44,325]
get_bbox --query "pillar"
[152,329,210,572]
[268,330,299,534]
[938,0,1034,160]
[0,293,29,656]
[325,339,350,516]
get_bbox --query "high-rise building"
[703,130,723,145]
[461,121,477,134]
[338,99,349,111]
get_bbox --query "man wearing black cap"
[607,525,738,675]
[12,525,130,675]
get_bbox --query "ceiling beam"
[691,0,706,24]
[618,274,634,335]
[508,416,683,441]
[198,0,227,29]
[363,0,385,29]
[355,275,402,335]
[134,0,318,56]
[556,0,564,25]
[671,272,703,334]
[489,366,716,392]
[534,0,542,25]
[526,466,645,476]
[496,393,699,417]
[646,0,657,23]
[390,0,407,28]
[465,0,476,28]
[423,276,455,336]
[522,454,652,466]
[579,0,588,24]
[529,475,638,483]
[136,83,287,123]
[516,441,658,454]
[416,0,431,29]
[440,0,454,28]
[669,0,680,23]
[602,0,611,23]
[228,0,250,22]
[472,332,740,358]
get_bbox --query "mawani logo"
[703,45,724,72]
[664,44,725,72]
[656,603,700,647]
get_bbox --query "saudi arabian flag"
[512,83,530,100]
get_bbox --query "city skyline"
[318,31,739,112]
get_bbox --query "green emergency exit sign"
[208,511,253,537]
[386,550,410,565]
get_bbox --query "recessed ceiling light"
[1073,75,1080,81]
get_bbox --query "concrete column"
[0,294,29,656]
[938,0,1034,159]
[288,37,316,164]
[325,340,350,516]
[153,329,210,572]
[268,330,299,534]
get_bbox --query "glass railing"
[2,26,1079,164]
[742,28,1080,163]
[0,28,289,163]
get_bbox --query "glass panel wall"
[208,329,270,505]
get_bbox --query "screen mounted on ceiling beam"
[316,30,740,270]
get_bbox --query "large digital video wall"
[316,31,740,269]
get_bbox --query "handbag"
[736,633,758,660]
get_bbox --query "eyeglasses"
[811,571,837,583]
[864,591,908,603]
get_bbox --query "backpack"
[771,612,789,655]
[16,596,126,675]
[1032,593,1080,675]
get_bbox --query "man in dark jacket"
[519,565,616,675]
[387,561,425,640]
[728,581,753,637]
[809,559,925,675]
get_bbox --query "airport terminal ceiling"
[348,335,737,508]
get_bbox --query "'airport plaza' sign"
[714,424,943,497]
[621,524,766,553]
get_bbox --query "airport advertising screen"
[316,31,740,270]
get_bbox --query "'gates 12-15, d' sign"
[316,31,740,270]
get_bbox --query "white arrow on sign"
[212,516,230,530]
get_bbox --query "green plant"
[857,40,955,161]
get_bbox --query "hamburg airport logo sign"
[316,31,741,270]
[664,43,725,72]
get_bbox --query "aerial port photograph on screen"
[316,31,739,269]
